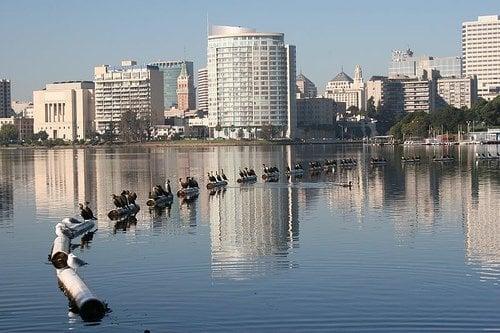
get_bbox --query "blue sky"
[0,0,498,100]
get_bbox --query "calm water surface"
[0,144,499,332]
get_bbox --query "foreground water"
[0,144,499,332]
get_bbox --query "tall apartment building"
[462,15,500,100]
[296,73,317,98]
[197,67,208,113]
[436,76,478,109]
[148,60,195,109]
[33,81,95,140]
[94,60,164,133]
[389,49,462,79]
[325,65,365,110]
[1,79,12,118]
[207,25,297,138]
[401,77,436,113]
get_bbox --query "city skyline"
[1,0,499,100]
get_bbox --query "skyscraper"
[94,60,164,133]
[148,60,195,109]
[462,15,500,100]
[197,67,208,113]
[207,25,297,138]
[0,79,12,118]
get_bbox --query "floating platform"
[107,203,140,220]
[146,193,173,208]
[177,187,200,197]
[237,175,257,183]
[206,180,228,189]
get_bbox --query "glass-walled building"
[207,25,296,138]
[148,60,195,109]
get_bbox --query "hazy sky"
[1,0,498,100]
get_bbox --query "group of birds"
[402,156,421,162]
[111,190,137,208]
[149,181,172,199]
[179,177,199,189]
[263,164,279,174]
[286,163,304,172]
[370,157,388,163]
[238,167,256,178]
[207,170,228,183]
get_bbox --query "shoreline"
[0,139,367,150]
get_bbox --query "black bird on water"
[79,202,96,220]
[112,194,123,208]
[221,169,228,181]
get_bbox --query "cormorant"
[221,169,228,181]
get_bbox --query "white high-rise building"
[94,60,164,133]
[33,81,95,140]
[462,15,500,100]
[197,67,208,113]
[207,25,297,138]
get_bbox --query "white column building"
[33,81,95,141]
[207,25,296,138]
[462,15,500,100]
[197,67,208,113]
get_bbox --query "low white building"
[33,81,95,141]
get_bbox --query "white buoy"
[56,267,105,322]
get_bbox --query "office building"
[325,65,365,110]
[1,79,12,118]
[296,97,336,127]
[296,73,317,98]
[33,81,95,140]
[436,76,478,109]
[94,60,164,133]
[197,67,208,112]
[389,49,462,79]
[149,60,195,109]
[462,15,500,99]
[207,25,297,138]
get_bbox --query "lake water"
[0,144,499,332]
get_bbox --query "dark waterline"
[0,144,499,332]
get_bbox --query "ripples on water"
[0,144,499,332]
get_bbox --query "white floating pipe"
[57,267,105,322]
[50,236,70,269]
[56,219,95,239]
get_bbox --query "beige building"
[436,76,478,109]
[197,67,208,113]
[33,81,95,141]
[296,73,317,98]
[94,60,164,133]
[462,15,500,100]
[325,65,365,110]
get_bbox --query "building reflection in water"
[4,144,498,282]
[207,146,300,280]
[0,150,14,225]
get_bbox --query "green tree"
[260,123,273,140]
[0,124,19,145]
[37,130,49,141]
[119,110,141,143]
[366,97,376,118]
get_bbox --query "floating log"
[107,203,140,220]
[176,187,199,197]
[237,175,257,183]
[206,180,228,189]
[286,169,304,176]
[57,267,105,322]
[146,193,173,207]
[50,236,70,269]
[262,172,279,180]
[56,219,96,239]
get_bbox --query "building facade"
[296,97,336,127]
[33,81,95,140]
[0,117,34,140]
[389,49,462,79]
[325,65,365,110]
[207,25,297,138]
[197,67,208,113]
[1,79,12,118]
[148,60,195,109]
[462,15,500,100]
[436,75,478,109]
[296,73,317,98]
[94,60,164,133]
[176,62,193,111]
